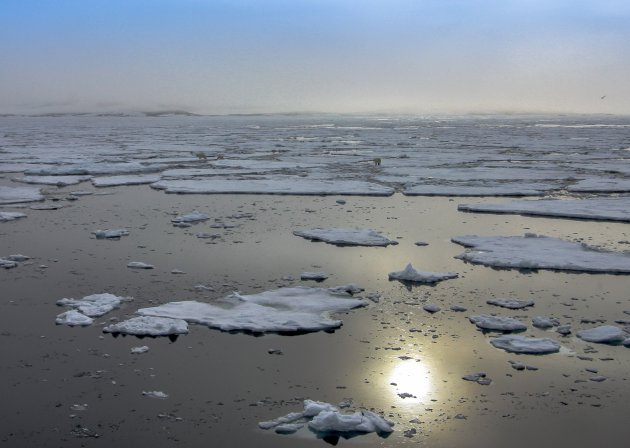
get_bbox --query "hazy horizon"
[1,0,629,116]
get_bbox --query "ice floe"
[568,178,630,193]
[293,228,397,246]
[56,310,94,327]
[0,186,44,204]
[458,197,630,222]
[103,316,189,337]
[532,316,560,329]
[487,298,535,309]
[57,293,126,317]
[13,175,92,186]
[142,391,168,399]
[0,258,18,269]
[92,174,161,187]
[171,210,209,223]
[131,346,150,354]
[0,211,27,222]
[452,234,630,273]
[151,178,394,196]
[490,335,561,354]
[469,315,527,332]
[127,261,154,269]
[136,287,367,334]
[25,162,163,176]
[301,272,329,281]
[576,325,628,344]
[404,183,554,197]
[93,229,129,239]
[388,263,458,283]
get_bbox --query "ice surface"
[25,162,163,176]
[458,197,630,222]
[453,234,630,273]
[131,346,149,354]
[0,186,44,204]
[568,178,630,193]
[103,316,189,336]
[171,210,210,223]
[13,175,92,186]
[151,178,394,196]
[487,298,535,309]
[490,335,561,354]
[294,228,397,246]
[142,391,168,399]
[469,315,527,332]
[532,316,560,329]
[301,272,329,281]
[127,261,154,269]
[93,229,129,239]
[56,310,94,327]
[136,287,367,334]
[388,263,458,283]
[0,258,18,269]
[57,293,125,317]
[0,212,27,222]
[404,184,553,197]
[92,174,161,187]
[576,325,628,344]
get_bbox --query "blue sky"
[1,0,629,114]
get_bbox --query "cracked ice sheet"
[13,175,93,186]
[136,287,368,334]
[452,234,630,273]
[294,228,397,246]
[458,197,630,222]
[92,174,161,187]
[150,178,394,196]
[0,186,44,204]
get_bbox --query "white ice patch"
[576,325,628,344]
[388,263,458,283]
[486,298,535,309]
[458,197,630,222]
[0,186,44,204]
[92,174,161,187]
[131,345,150,354]
[0,211,27,222]
[171,210,210,223]
[469,315,527,332]
[56,310,94,327]
[104,316,189,336]
[453,234,630,273]
[93,229,129,239]
[142,391,168,399]
[57,293,125,317]
[127,261,154,269]
[151,178,394,196]
[490,335,561,354]
[293,228,397,246]
[13,175,92,186]
[136,287,367,334]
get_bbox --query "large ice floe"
[57,293,126,317]
[150,178,394,196]
[452,234,630,273]
[458,197,630,222]
[576,325,628,344]
[13,175,92,186]
[259,399,393,440]
[0,186,44,204]
[24,162,163,176]
[489,335,561,354]
[567,178,630,193]
[403,183,556,197]
[469,315,527,332]
[134,287,367,334]
[388,263,458,283]
[0,211,27,222]
[294,228,397,247]
[103,316,189,337]
[91,174,161,187]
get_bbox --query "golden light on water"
[388,360,432,403]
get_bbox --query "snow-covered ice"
[13,175,92,186]
[453,234,630,273]
[388,263,458,283]
[136,287,367,334]
[0,186,44,204]
[56,310,94,327]
[490,335,561,354]
[127,261,154,269]
[458,197,630,222]
[171,210,209,223]
[293,228,397,246]
[104,316,189,337]
[487,298,535,309]
[92,174,161,187]
[93,229,129,239]
[57,293,126,317]
[0,211,27,222]
[469,315,527,332]
[576,325,628,344]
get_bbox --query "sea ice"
[0,186,44,204]
[469,315,527,332]
[568,178,630,193]
[93,229,129,239]
[490,335,561,354]
[301,272,329,281]
[13,175,92,186]
[423,304,441,313]
[487,298,535,309]
[576,325,628,344]
[293,228,397,246]
[136,287,367,334]
[56,310,94,327]
[452,234,630,273]
[91,174,161,187]
[171,210,209,223]
[0,258,18,269]
[142,391,168,399]
[25,162,163,176]
[388,263,458,283]
[57,293,126,317]
[532,316,560,329]
[0,212,27,222]
[103,316,189,336]
[458,197,630,222]
[404,184,552,197]
[127,261,154,269]
[131,346,149,354]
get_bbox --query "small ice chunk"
[487,298,535,309]
[462,372,492,385]
[171,210,210,223]
[142,391,168,399]
[91,174,161,187]
[301,272,329,281]
[56,310,94,327]
[57,293,125,317]
[388,263,458,283]
[303,400,338,417]
[103,316,189,337]
[328,284,364,295]
[131,346,149,354]
[450,305,467,312]
[308,410,394,435]
[532,316,560,329]
[423,304,441,313]
[490,335,561,354]
[0,185,44,204]
[275,423,303,434]
[127,261,154,269]
[576,325,628,344]
[93,229,129,239]
[13,175,92,186]
[0,211,27,222]
[557,325,572,335]
[469,315,527,332]
[414,241,429,246]
[0,258,18,269]
[294,228,397,246]
[7,254,30,262]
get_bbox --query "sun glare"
[388,360,432,403]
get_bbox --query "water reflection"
[388,359,432,403]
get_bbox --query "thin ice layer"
[453,234,630,273]
[136,287,367,334]
[293,228,397,246]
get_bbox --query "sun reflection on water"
[388,360,432,403]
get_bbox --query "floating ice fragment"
[171,210,209,223]
[93,229,129,239]
[576,325,628,344]
[26,162,163,176]
[487,298,535,309]
[557,325,572,336]
[490,335,561,354]
[294,228,397,246]
[142,391,168,399]
[423,304,441,313]
[131,346,149,354]
[309,410,394,435]
[469,315,527,332]
[56,310,94,327]
[13,175,92,186]
[127,261,154,269]
[7,254,29,262]
[57,293,125,317]
[532,316,560,329]
[0,211,27,222]
[0,258,18,269]
[92,174,161,187]
[103,316,189,337]
[568,178,630,193]
[300,272,329,281]
[388,263,458,283]
[450,305,467,312]
[0,186,44,204]
[462,372,492,385]
[275,424,303,434]
[328,284,364,295]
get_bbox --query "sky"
[1,0,629,115]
